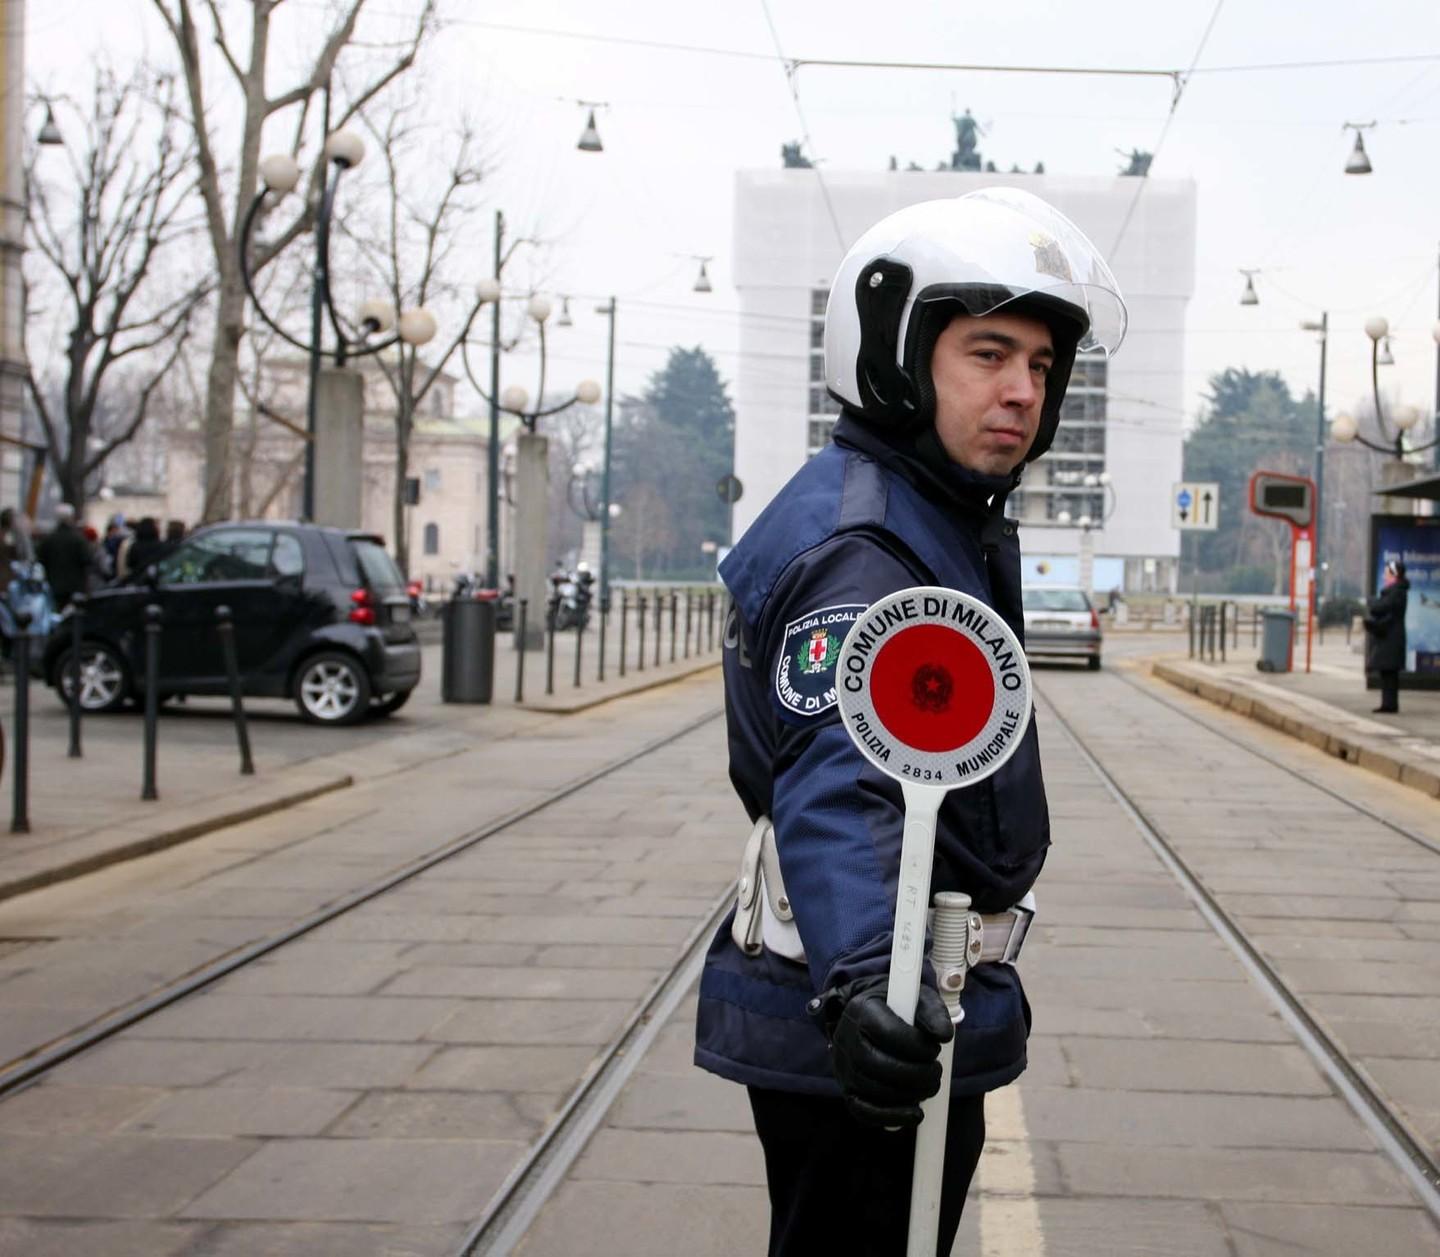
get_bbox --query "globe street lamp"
[1330,317,1440,462]
[460,280,600,647]
[1050,469,1116,595]
[238,131,437,521]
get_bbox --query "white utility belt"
[730,816,1035,968]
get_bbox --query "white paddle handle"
[908,891,972,1257]
[885,781,945,1024]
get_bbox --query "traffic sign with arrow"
[1172,481,1219,531]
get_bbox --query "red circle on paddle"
[870,623,994,752]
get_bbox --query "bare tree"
[611,482,674,581]
[151,0,437,520]
[346,105,490,574]
[22,67,209,512]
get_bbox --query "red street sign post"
[836,586,1033,1256]
[1249,471,1317,673]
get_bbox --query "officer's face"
[930,313,1054,475]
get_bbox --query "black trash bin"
[1257,609,1295,673]
[442,594,496,703]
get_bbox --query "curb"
[0,774,354,905]
[519,658,721,715]
[1151,661,1440,799]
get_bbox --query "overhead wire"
[1108,0,1227,261]
[757,0,847,251]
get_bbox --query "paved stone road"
[2,659,1438,1255]
[508,663,1440,1257]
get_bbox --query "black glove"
[821,976,955,1128]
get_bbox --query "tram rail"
[0,706,726,1101]
[1039,678,1440,1223]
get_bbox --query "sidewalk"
[1146,629,1440,798]
[0,629,721,904]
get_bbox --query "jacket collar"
[831,411,1016,524]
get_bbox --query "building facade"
[731,169,1197,593]
[0,1,28,510]
[158,358,511,588]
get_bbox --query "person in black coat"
[1364,560,1409,714]
[35,505,92,610]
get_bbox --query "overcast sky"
[27,0,1440,434]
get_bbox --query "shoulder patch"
[774,603,866,718]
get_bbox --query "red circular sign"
[870,623,994,752]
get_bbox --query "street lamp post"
[596,297,617,609]
[1050,470,1117,596]
[238,133,437,523]
[1330,319,1440,506]
[460,285,599,647]
[1300,313,1329,594]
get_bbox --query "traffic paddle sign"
[835,586,1032,1256]
[837,587,1033,788]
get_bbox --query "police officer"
[694,188,1127,1256]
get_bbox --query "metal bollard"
[515,600,528,703]
[545,594,558,696]
[619,591,628,678]
[216,605,255,775]
[597,595,608,684]
[67,594,85,759]
[667,592,677,663]
[141,603,161,801]
[708,591,716,652]
[573,607,584,689]
[684,591,692,659]
[636,595,646,673]
[1188,605,1195,659]
[653,591,663,667]
[10,609,31,834]
[1220,603,1228,663]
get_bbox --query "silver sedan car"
[1021,586,1102,670]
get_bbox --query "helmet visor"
[907,187,1129,356]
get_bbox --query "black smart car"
[43,522,421,725]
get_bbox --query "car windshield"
[1023,588,1090,612]
[351,538,405,597]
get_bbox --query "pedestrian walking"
[35,504,93,610]
[1364,559,1409,714]
[116,516,167,582]
[695,187,1128,1255]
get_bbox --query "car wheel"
[1087,655,1102,672]
[294,652,371,725]
[371,688,413,718]
[57,643,130,713]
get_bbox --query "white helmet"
[823,187,1127,462]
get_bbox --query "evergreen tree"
[1183,368,1318,591]
[611,347,735,578]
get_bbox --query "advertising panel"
[1368,514,1440,685]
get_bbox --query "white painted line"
[975,1085,1045,1257]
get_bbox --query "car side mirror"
[274,571,302,591]
[143,564,161,589]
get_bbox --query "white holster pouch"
[731,816,807,962]
[731,814,1036,969]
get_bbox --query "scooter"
[546,564,593,632]
[0,560,57,660]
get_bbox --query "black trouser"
[1379,670,1399,712]
[748,1087,986,1257]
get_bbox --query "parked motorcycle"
[406,579,433,620]
[0,560,57,660]
[546,563,594,632]
[449,571,515,631]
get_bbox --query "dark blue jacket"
[694,417,1049,1097]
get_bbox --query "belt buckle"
[1000,898,1035,965]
